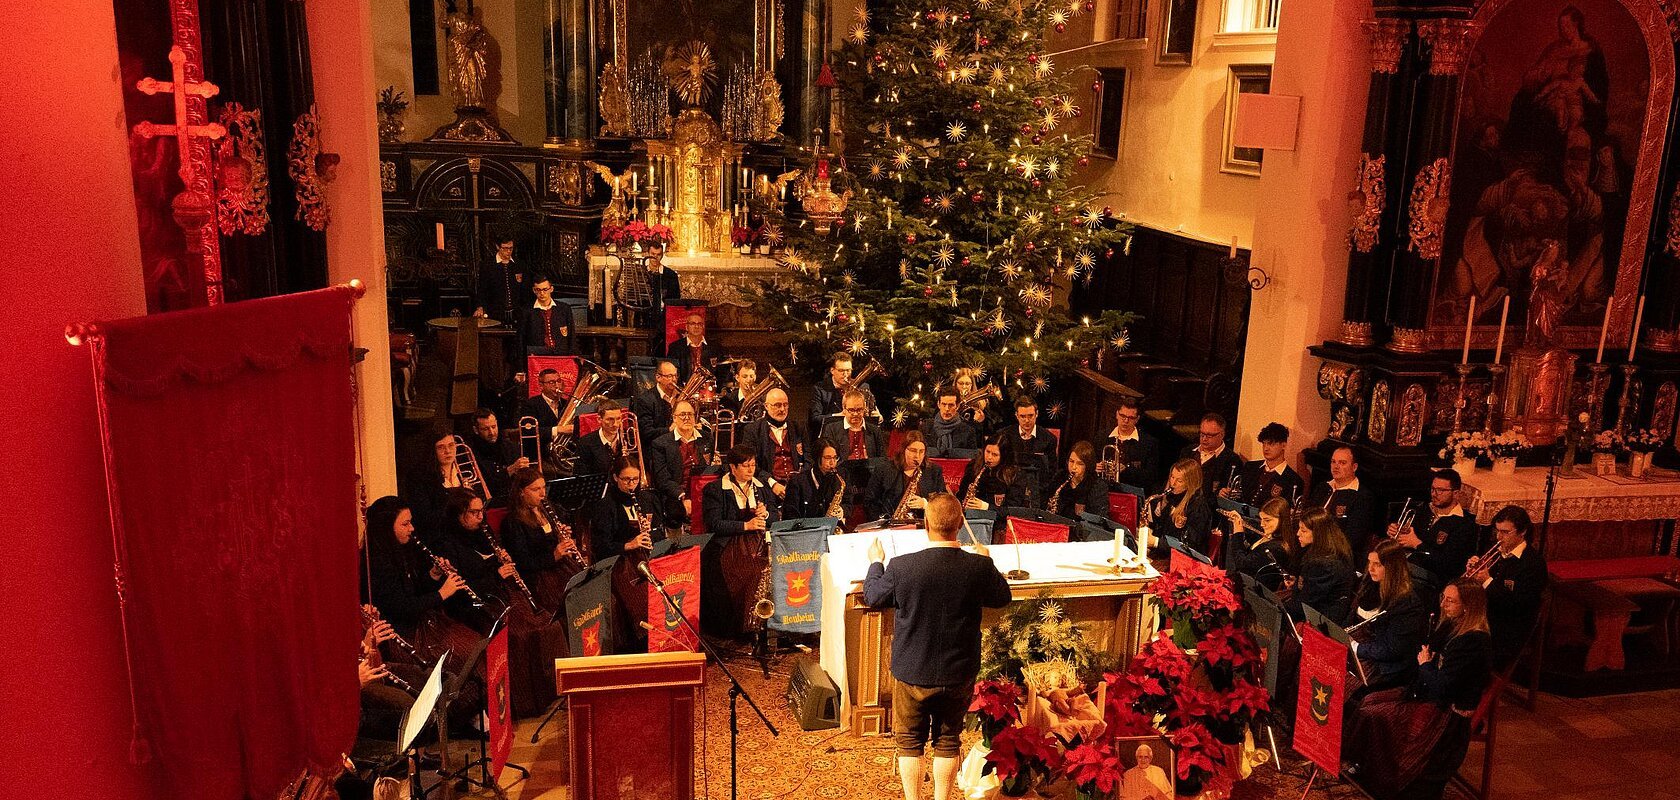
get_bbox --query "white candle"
[435,223,445,251]
[1461,295,1477,365]
[631,170,637,194]
[1229,236,1238,259]
[1595,303,1612,364]
[1137,525,1151,565]
[1493,296,1510,364]
[1628,294,1646,362]
[1113,529,1123,565]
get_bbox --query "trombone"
[617,411,648,478]
[713,407,738,453]
[517,416,541,468]
[451,435,491,501]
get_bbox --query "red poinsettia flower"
[1197,624,1258,668]
[1170,723,1226,780]
[1061,741,1123,794]
[1220,678,1271,717]
[968,679,1024,726]
[1137,633,1193,682]
[985,724,1062,781]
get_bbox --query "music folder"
[1302,603,1367,685]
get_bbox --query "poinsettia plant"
[601,219,674,249]
[731,226,756,247]
[984,724,1063,796]
[1061,741,1123,800]
[968,678,1023,745]
[1150,563,1244,647]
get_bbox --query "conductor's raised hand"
[867,537,885,564]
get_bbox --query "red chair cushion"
[485,507,509,535]
[526,355,581,397]
[1001,517,1069,544]
[686,473,721,536]
[578,412,601,438]
[929,458,968,495]
[665,304,708,350]
[1109,491,1138,530]
[888,429,909,460]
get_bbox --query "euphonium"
[891,466,923,521]
[673,364,716,411]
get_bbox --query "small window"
[1115,0,1149,40]
[1222,64,1272,175]
[1157,0,1200,65]
[1093,68,1127,159]
[1221,0,1281,33]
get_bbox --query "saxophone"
[1047,477,1071,516]
[964,467,982,508]
[891,466,923,521]
[482,523,539,612]
[826,471,846,519]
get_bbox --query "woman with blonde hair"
[1224,496,1297,591]
[1147,458,1213,554]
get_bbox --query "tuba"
[736,366,791,422]
[545,368,608,475]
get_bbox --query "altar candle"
[1629,294,1647,362]
[1596,303,1612,364]
[1460,295,1477,365]
[631,170,637,194]
[1113,529,1123,566]
[1229,236,1238,259]
[435,223,445,251]
[1493,296,1510,364]
[1137,525,1151,565]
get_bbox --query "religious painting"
[1093,68,1129,159]
[1113,735,1176,799]
[1430,0,1674,351]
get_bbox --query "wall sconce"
[1224,237,1269,291]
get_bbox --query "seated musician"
[632,360,680,444]
[954,368,998,439]
[1146,459,1214,554]
[998,396,1059,478]
[466,408,529,502]
[1290,508,1359,623]
[520,277,574,355]
[357,623,421,743]
[821,389,888,504]
[1221,497,1297,590]
[1047,441,1111,521]
[920,388,979,458]
[589,458,665,561]
[1103,396,1160,491]
[649,399,715,526]
[785,439,845,520]
[673,311,722,382]
[1391,469,1477,592]
[958,440,1011,511]
[1306,446,1380,556]
[399,424,485,533]
[1346,579,1492,799]
[362,497,473,658]
[1225,422,1304,506]
[810,353,872,437]
[1477,505,1548,670]
[430,488,508,602]
[701,446,783,638]
[738,386,806,486]
[1178,413,1243,497]
[576,400,630,477]
[500,466,582,611]
[718,358,760,419]
[519,368,574,458]
[1348,540,1430,690]
[863,431,948,522]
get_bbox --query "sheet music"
[400,658,449,750]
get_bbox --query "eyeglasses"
[675,412,696,419]
[534,285,553,292]
[1116,412,1140,422]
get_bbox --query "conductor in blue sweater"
[864,493,1013,800]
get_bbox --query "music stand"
[433,615,515,799]
[547,473,609,512]
[1302,603,1366,686]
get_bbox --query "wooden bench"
[1553,581,1639,671]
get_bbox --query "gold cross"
[133,46,226,189]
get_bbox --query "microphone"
[637,560,665,588]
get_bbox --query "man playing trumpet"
[1475,506,1548,670]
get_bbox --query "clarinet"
[539,498,590,570]
[482,523,539,611]
[360,604,424,663]
[416,539,487,608]
[359,651,416,694]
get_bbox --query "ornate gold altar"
[646,110,743,254]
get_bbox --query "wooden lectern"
[555,651,706,799]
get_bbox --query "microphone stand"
[1539,439,1562,553]
[640,562,779,800]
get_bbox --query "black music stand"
[427,615,509,799]
[547,473,609,512]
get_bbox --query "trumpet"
[360,604,423,663]
[482,523,539,612]
[1390,498,1416,539]
[1463,543,1505,579]
[416,539,486,609]
[451,434,491,501]
[1098,444,1123,483]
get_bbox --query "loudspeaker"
[785,656,840,731]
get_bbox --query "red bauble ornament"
[923,360,935,371]
[1053,205,1062,214]
[1102,206,1113,216]
[1025,307,1034,317]
[937,59,948,69]
[837,313,850,324]
[1031,135,1042,145]
[922,195,934,207]
[1020,123,1033,134]
[978,36,990,47]
[1092,79,1102,91]
[1027,53,1039,64]
[923,287,935,298]
[1024,241,1036,252]
[906,233,917,244]
[956,158,968,169]
[1055,23,1066,32]
[1033,97,1045,108]
[972,101,983,112]
[1078,156,1090,167]
[1084,1,1094,10]
[1071,107,1082,118]
[961,257,971,266]
[971,191,983,202]
[1031,179,1042,188]
[1080,358,1090,368]
[1105,248,1115,257]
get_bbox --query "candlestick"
[435,222,445,252]
[1461,296,1477,365]
[1628,294,1646,362]
[1493,296,1510,365]
[1450,363,1474,433]
[1595,303,1612,364]
[1586,361,1613,432]
[1616,363,1639,435]
[1484,363,1506,435]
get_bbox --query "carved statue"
[586,161,635,227]
[662,41,717,108]
[1525,238,1567,349]
[442,5,490,109]
[753,70,784,141]
[598,63,631,137]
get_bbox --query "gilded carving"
[1362,19,1410,75]
[1340,320,1374,346]
[1329,405,1359,441]
[1388,326,1429,354]
[380,160,397,193]
[753,70,785,140]
[287,105,332,232]
[1368,380,1392,443]
[1317,363,1369,404]
[1653,382,1677,442]
[550,162,584,206]
[1416,19,1478,76]
[1647,326,1680,353]
[599,63,632,137]
[1407,158,1451,260]
[1397,384,1428,446]
[1348,153,1386,252]
[215,103,270,236]
[1666,182,1680,258]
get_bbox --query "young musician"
[957,441,1011,511]
[576,400,630,477]
[650,399,715,525]
[1102,396,1160,490]
[500,466,582,611]
[718,358,760,418]
[465,409,527,502]
[785,439,846,521]
[476,238,529,324]
[953,369,998,438]
[1391,469,1477,592]
[920,388,979,457]
[1148,459,1214,554]
[632,360,681,443]
[1177,413,1242,497]
[1307,446,1379,555]
[738,386,806,484]
[1226,422,1304,506]
[519,368,573,458]
[363,496,471,640]
[400,424,480,533]
[863,494,1012,800]
[1222,496,1296,591]
[673,311,722,382]
[1477,506,1548,670]
[1047,441,1111,521]
[1291,507,1358,623]
[1346,579,1492,800]
[520,277,574,354]
[645,242,683,327]
[998,396,1059,477]
[701,446,783,637]
[810,354,872,435]
[864,431,947,521]
[822,390,888,504]
[1348,540,1430,690]
[429,488,508,601]
[588,458,664,561]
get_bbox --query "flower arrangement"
[1486,430,1531,460]
[967,679,1023,745]
[1626,428,1666,454]
[979,592,1111,686]
[731,226,757,247]
[983,724,1063,796]
[1061,741,1123,800]
[1149,562,1244,648]
[599,219,674,249]
[1591,429,1625,455]
[1438,430,1489,462]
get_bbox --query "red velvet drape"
[86,287,362,799]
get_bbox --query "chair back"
[578,412,601,438]
[887,429,909,461]
[929,458,968,495]
[486,507,509,535]
[526,355,581,397]
[1109,491,1139,530]
[686,473,722,536]
[1002,517,1070,544]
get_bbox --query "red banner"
[1292,624,1347,776]
[485,626,514,780]
[1002,517,1069,544]
[647,547,702,652]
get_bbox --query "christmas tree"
[747,0,1135,423]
